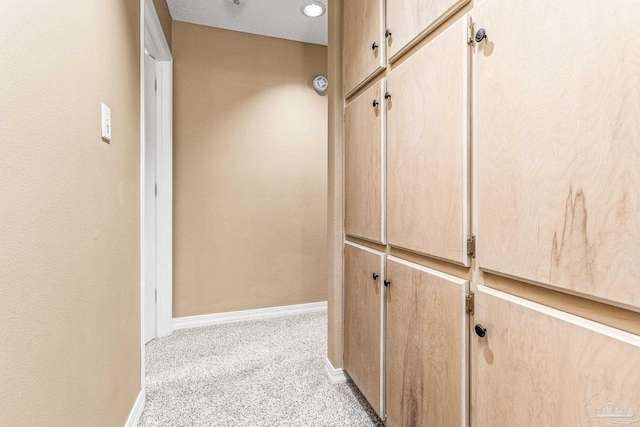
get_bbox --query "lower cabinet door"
[385,256,469,426]
[344,241,385,416]
[475,286,640,426]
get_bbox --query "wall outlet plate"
[101,103,112,142]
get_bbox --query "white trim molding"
[154,58,173,338]
[124,391,145,427]
[173,301,328,330]
[144,0,171,58]
[324,358,348,383]
[143,0,173,340]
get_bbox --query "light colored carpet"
[138,312,384,427]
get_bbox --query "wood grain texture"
[343,0,385,95]
[385,257,468,427]
[476,0,640,310]
[386,0,469,60]
[387,16,469,266]
[344,242,384,415]
[327,0,344,368]
[475,286,640,426]
[345,80,385,244]
[346,236,387,254]
[390,247,472,281]
[483,272,640,337]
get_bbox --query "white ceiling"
[167,0,328,46]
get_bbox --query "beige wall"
[152,0,172,47]
[0,1,141,426]
[173,22,328,317]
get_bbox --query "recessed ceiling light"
[301,1,326,18]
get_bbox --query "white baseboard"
[172,301,328,331]
[324,357,348,383]
[124,390,145,427]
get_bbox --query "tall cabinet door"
[343,0,385,95]
[386,0,470,60]
[386,16,470,266]
[476,0,640,309]
[345,80,385,244]
[475,286,640,426]
[344,242,385,417]
[385,256,469,427]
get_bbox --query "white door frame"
[140,0,173,389]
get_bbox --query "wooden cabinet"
[386,16,470,266]
[385,0,469,60]
[344,241,385,417]
[340,0,640,425]
[343,0,385,95]
[476,0,640,309]
[345,80,386,244]
[385,256,469,427]
[475,286,640,426]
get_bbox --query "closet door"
[476,0,640,309]
[385,0,469,60]
[475,286,640,426]
[386,16,470,266]
[345,80,385,244]
[385,257,469,427]
[343,0,385,95]
[344,242,384,416]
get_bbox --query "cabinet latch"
[467,235,476,258]
[465,292,474,315]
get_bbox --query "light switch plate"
[101,103,112,141]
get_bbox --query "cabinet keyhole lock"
[475,324,487,338]
[475,28,487,44]
[383,280,391,287]
[372,42,378,51]
[372,273,379,280]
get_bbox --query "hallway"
[4,0,640,425]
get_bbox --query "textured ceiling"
[166,0,328,46]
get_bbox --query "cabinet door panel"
[343,0,385,95]
[344,242,384,416]
[345,80,385,244]
[385,257,468,427]
[476,0,640,309]
[475,286,640,426]
[386,0,469,60]
[387,17,469,266]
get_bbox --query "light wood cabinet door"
[385,256,469,427]
[475,286,640,426]
[344,241,385,416]
[386,0,469,60]
[343,0,385,96]
[476,0,640,309]
[387,16,470,266]
[345,80,385,244]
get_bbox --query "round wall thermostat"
[313,75,328,95]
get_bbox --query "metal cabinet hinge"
[465,292,474,315]
[467,235,476,258]
[467,22,475,45]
